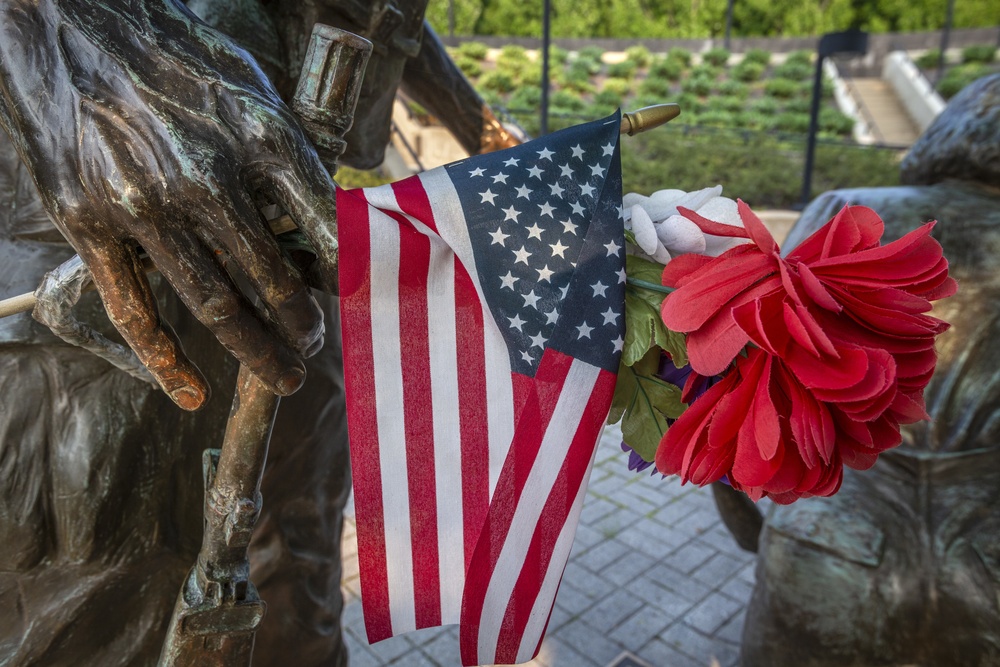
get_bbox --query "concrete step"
[847,78,920,146]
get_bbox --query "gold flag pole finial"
[620,104,681,136]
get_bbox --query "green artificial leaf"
[624,228,637,246]
[624,255,690,368]
[625,255,667,284]
[616,348,687,462]
[622,290,658,366]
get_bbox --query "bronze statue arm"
[0,0,338,410]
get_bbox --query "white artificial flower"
[623,185,748,264]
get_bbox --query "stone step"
[847,78,920,146]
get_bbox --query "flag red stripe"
[395,216,442,628]
[455,260,491,570]
[459,350,575,664]
[392,176,440,236]
[336,188,393,642]
[496,368,618,662]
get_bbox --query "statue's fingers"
[203,193,325,359]
[73,236,210,410]
[136,226,308,397]
[258,160,339,293]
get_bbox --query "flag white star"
[509,313,526,330]
[617,267,627,284]
[515,184,532,199]
[602,142,615,156]
[536,264,554,282]
[503,205,520,222]
[528,165,544,179]
[576,322,594,339]
[504,157,520,167]
[580,183,595,198]
[490,227,510,246]
[570,201,586,216]
[480,189,498,204]
[526,223,544,240]
[592,281,608,297]
[522,289,541,308]
[544,307,559,325]
[538,202,555,218]
[559,164,574,178]
[571,144,585,160]
[529,332,546,349]
[493,172,509,184]
[500,271,518,290]
[612,335,624,353]
[590,163,606,177]
[513,246,532,265]
[604,239,621,256]
[560,219,578,235]
[537,147,554,161]
[521,350,534,363]
[560,285,570,299]
[470,167,486,177]
[601,307,619,325]
[618,205,626,220]
[549,182,564,197]
[550,239,569,258]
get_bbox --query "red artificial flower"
[655,202,956,502]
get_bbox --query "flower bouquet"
[610,187,956,503]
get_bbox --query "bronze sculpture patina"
[0,1,513,665]
[737,74,1000,666]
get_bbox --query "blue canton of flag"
[449,116,626,376]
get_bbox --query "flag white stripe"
[515,431,602,662]
[367,201,417,635]
[476,359,602,664]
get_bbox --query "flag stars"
[604,239,621,256]
[470,167,486,177]
[558,164,574,178]
[513,246,532,265]
[536,265,554,282]
[549,182,564,198]
[522,290,541,309]
[602,142,615,156]
[580,183,595,198]
[537,147,554,161]
[570,201,586,217]
[528,165,544,179]
[617,267,627,284]
[509,313,526,331]
[526,223,544,240]
[544,307,559,325]
[612,335,624,353]
[490,227,510,246]
[538,202,555,218]
[515,184,532,199]
[500,271,518,290]
[601,307,619,325]
[571,144,585,160]
[492,172,509,184]
[480,189,498,205]
[576,322,594,339]
[592,281,608,297]
[503,205,520,222]
[503,157,519,167]
[590,163,606,178]
[550,239,569,258]
[560,219,578,235]
[529,332,546,349]
[521,350,534,363]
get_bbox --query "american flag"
[337,112,625,666]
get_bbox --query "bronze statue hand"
[0,0,339,410]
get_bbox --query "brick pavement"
[340,424,757,667]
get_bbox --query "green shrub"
[773,111,811,133]
[743,48,771,66]
[703,47,731,67]
[774,60,812,80]
[479,89,503,109]
[682,74,714,96]
[785,50,813,67]
[455,57,482,79]
[741,111,776,130]
[819,107,855,136]
[517,62,543,86]
[550,89,586,113]
[499,45,528,63]
[568,56,602,77]
[697,110,735,127]
[508,86,542,111]
[962,44,997,64]
[638,76,673,98]
[593,89,624,109]
[690,63,721,80]
[915,49,941,70]
[602,77,632,96]
[625,45,652,68]
[634,94,669,110]
[550,46,570,66]
[764,77,798,98]
[479,70,516,93]
[750,97,779,114]
[578,46,606,62]
[676,92,707,113]
[718,79,749,98]
[732,61,765,82]
[650,56,684,81]
[607,60,638,79]
[937,63,991,99]
[336,167,393,189]
[668,47,692,67]
[561,77,596,94]
[564,60,594,83]
[785,97,812,114]
[456,41,489,61]
[708,95,745,113]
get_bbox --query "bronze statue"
[737,74,1000,666]
[0,1,511,664]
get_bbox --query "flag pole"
[0,104,680,320]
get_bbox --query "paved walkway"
[340,424,757,667]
